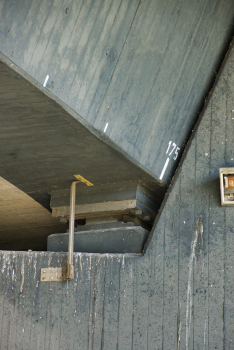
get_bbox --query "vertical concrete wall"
[1,42,234,349]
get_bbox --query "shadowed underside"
[0,57,162,249]
[1,0,234,250]
[0,58,162,204]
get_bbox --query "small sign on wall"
[220,168,234,205]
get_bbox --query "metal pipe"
[67,181,77,279]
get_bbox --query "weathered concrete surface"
[1,0,234,186]
[1,0,234,248]
[1,40,234,349]
[0,57,161,208]
[47,222,149,254]
[0,55,161,248]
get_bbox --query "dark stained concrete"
[0,53,162,250]
[0,35,234,349]
[1,0,234,185]
[0,57,162,212]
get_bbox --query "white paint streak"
[200,222,204,278]
[12,268,15,285]
[185,220,203,349]
[166,141,172,154]
[104,122,108,133]
[159,157,170,180]
[169,142,176,156]
[48,253,52,267]
[1,254,8,274]
[33,254,37,281]
[177,303,181,350]
[20,259,24,293]
[43,75,49,87]
[79,255,83,278]
[204,319,207,349]
[88,256,92,279]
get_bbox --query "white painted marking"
[177,304,181,350]
[169,142,176,156]
[203,319,206,350]
[104,122,108,133]
[43,75,49,87]
[166,141,172,154]
[173,146,180,160]
[166,140,180,160]
[159,158,169,180]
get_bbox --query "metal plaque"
[40,267,70,282]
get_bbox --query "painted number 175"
[166,141,180,160]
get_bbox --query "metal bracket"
[40,265,74,282]
[40,181,79,281]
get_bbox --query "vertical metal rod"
[67,181,77,279]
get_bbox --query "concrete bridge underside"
[1,0,234,250]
